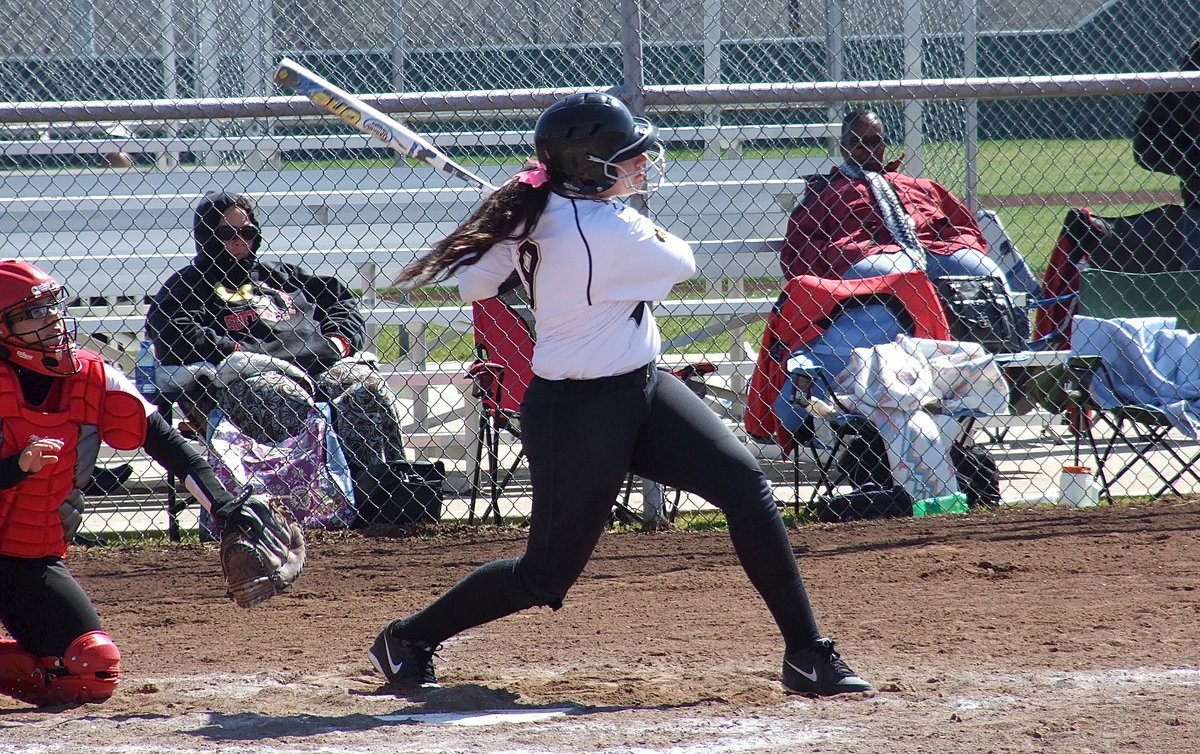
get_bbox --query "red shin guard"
[0,632,120,706]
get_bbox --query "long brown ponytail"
[393,179,551,289]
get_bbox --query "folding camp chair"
[974,208,1043,299]
[467,296,536,525]
[467,295,680,527]
[782,361,892,508]
[746,270,953,454]
[1066,340,1200,502]
[1066,269,1200,501]
[1035,204,1191,343]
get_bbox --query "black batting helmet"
[533,92,659,196]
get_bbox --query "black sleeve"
[0,453,29,490]
[293,265,367,352]
[146,268,243,366]
[141,412,235,513]
[1133,93,1177,175]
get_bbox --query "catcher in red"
[0,260,305,707]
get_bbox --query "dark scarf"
[840,162,928,270]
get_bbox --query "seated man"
[779,110,1032,396]
[781,109,1006,285]
[145,191,407,478]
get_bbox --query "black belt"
[536,362,655,391]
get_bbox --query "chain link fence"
[1,0,1199,537]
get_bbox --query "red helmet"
[0,260,80,376]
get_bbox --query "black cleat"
[368,626,440,689]
[782,637,873,697]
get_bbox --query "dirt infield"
[2,499,1199,753]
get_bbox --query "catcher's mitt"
[217,490,306,608]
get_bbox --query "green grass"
[926,138,1176,197]
[648,507,817,532]
[285,136,1175,196]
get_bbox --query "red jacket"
[744,271,951,454]
[780,163,988,279]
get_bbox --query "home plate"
[376,707,574,726]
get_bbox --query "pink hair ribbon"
[512,161,550,187]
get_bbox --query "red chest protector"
[744,271,951,453]
[0,352,147,559]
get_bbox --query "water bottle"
[134,340,158,396]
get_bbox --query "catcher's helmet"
[534,92,663,196]
[0,260,79,376]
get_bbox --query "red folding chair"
[468,295,687,527]
[467,296,536,525]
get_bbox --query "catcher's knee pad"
[0,632,120,706]
[43,631,121,705]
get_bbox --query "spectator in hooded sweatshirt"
[145,191,407,477]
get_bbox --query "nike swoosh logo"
[786,659,818,682]
[383,640,405,676]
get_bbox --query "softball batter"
[370,92,872,697]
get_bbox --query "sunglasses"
[5,291,68,326]
[214,224,261,242]
[842,135,888,150]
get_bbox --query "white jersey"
[458,192,695,380]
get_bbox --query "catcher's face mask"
[0,260,80,376]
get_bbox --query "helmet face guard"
[535,92,667,197]
[0,261,80,376]
[586,119,665,197]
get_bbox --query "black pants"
[0,554,101,657]
[396,365,822,651]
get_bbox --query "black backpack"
[353,460,446,527]
[819,420,1000,521]
[814,420,910,523]
[814,484,913,523]
[833,416,893,489]
[950,443,1001,510]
